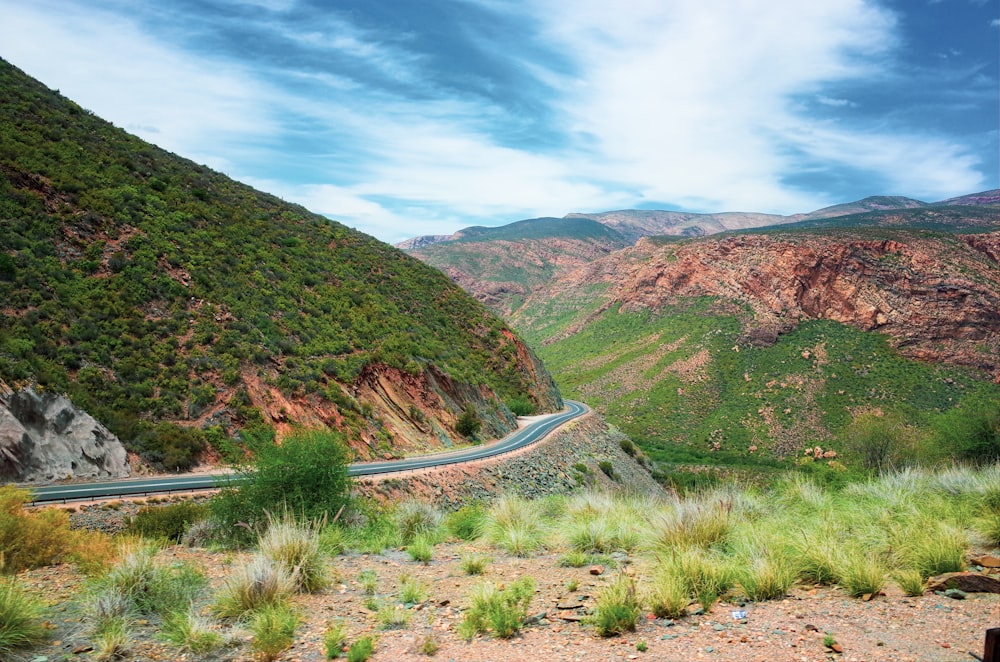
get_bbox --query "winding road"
[26,400,588,504]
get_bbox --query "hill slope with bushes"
[0,58,560,470]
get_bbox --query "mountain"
[404,196,1000,477]
[0,58,561,471]
[402,192,1000,319]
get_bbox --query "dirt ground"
[17,539,1000,662]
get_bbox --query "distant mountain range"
[402,191,1000,474]
[399,191,1000,250]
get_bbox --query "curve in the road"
[26,400,588,504]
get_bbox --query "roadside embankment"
[354,411,665,509]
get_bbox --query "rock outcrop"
[529,231,1000,379]
[0,388,130,483]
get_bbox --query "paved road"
[26,400,588,504]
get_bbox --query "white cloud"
[0,1,278,173]
[817,96,858,107]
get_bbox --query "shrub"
[0,576,49,656]
[507,397,535,417]
[323,619,347,659]
[346,635,375,662]
[590,573,641,637]
[213,555,297,618]
[126,501,208,543]
[250,603,298,661]
[459,577,535,640]
[0,485,98,572]
[258,514,329,593]
[598,461,616,480]
[210,429,351,545]
[842,413,917,473]
[619,439,636,456]
[456,405,482,438]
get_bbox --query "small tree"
[210,429,351,545]
[456,405,482,439]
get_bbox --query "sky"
[1,0,997,243]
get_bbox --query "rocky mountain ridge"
[523,230,1000,380]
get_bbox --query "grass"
[398,574,428,605]
[590,573,641,637]
[92,615,130,661]
[483,496,547,557]
[159,608,227,654]
[458,577,536,640]
[258,513,330,593]
[213,555,297,618]
[359,569,378,596]
[250,603,299,661]
[459,553,490,575]
[645,569,689,619]
[94,539,205,616]
[0,576,49,656]
[736,550,799,602]
[394,500,443,544]
[893,568,925,597]
[407,534,434,564]
[376,604,411,629]
[324,619,347,659]
[346,635,375,662]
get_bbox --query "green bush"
[126,501,208,543]
[210,429,351,545]
[598,461,616,480]
[507,397,535,417]
[456,405,482,438]
[323,620,347,659]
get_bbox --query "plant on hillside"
[258,513,329,593]
[590,573,641,637]
[213,555,297,618]
[126,500,208,543]
[444,503,486,540]
[394,500,442,544]
[456,405,482,438]
[346,635,375,662]
[159,607,227,654]
[645,569,690,619]
[0,576,49,656]
[323,619,347,659]
[250,603,298,661]
[210,428,350,546]
[483,495,547,556]
[458,577,535,640]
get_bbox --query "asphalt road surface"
[25,400,588,504]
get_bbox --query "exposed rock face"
[0,389,130,483]
[541,231,1000,379]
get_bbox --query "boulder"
[0,388,130,482]
[926,572,1000,594]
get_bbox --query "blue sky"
[1,0,997,243]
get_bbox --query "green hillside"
[0,59,558,468]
